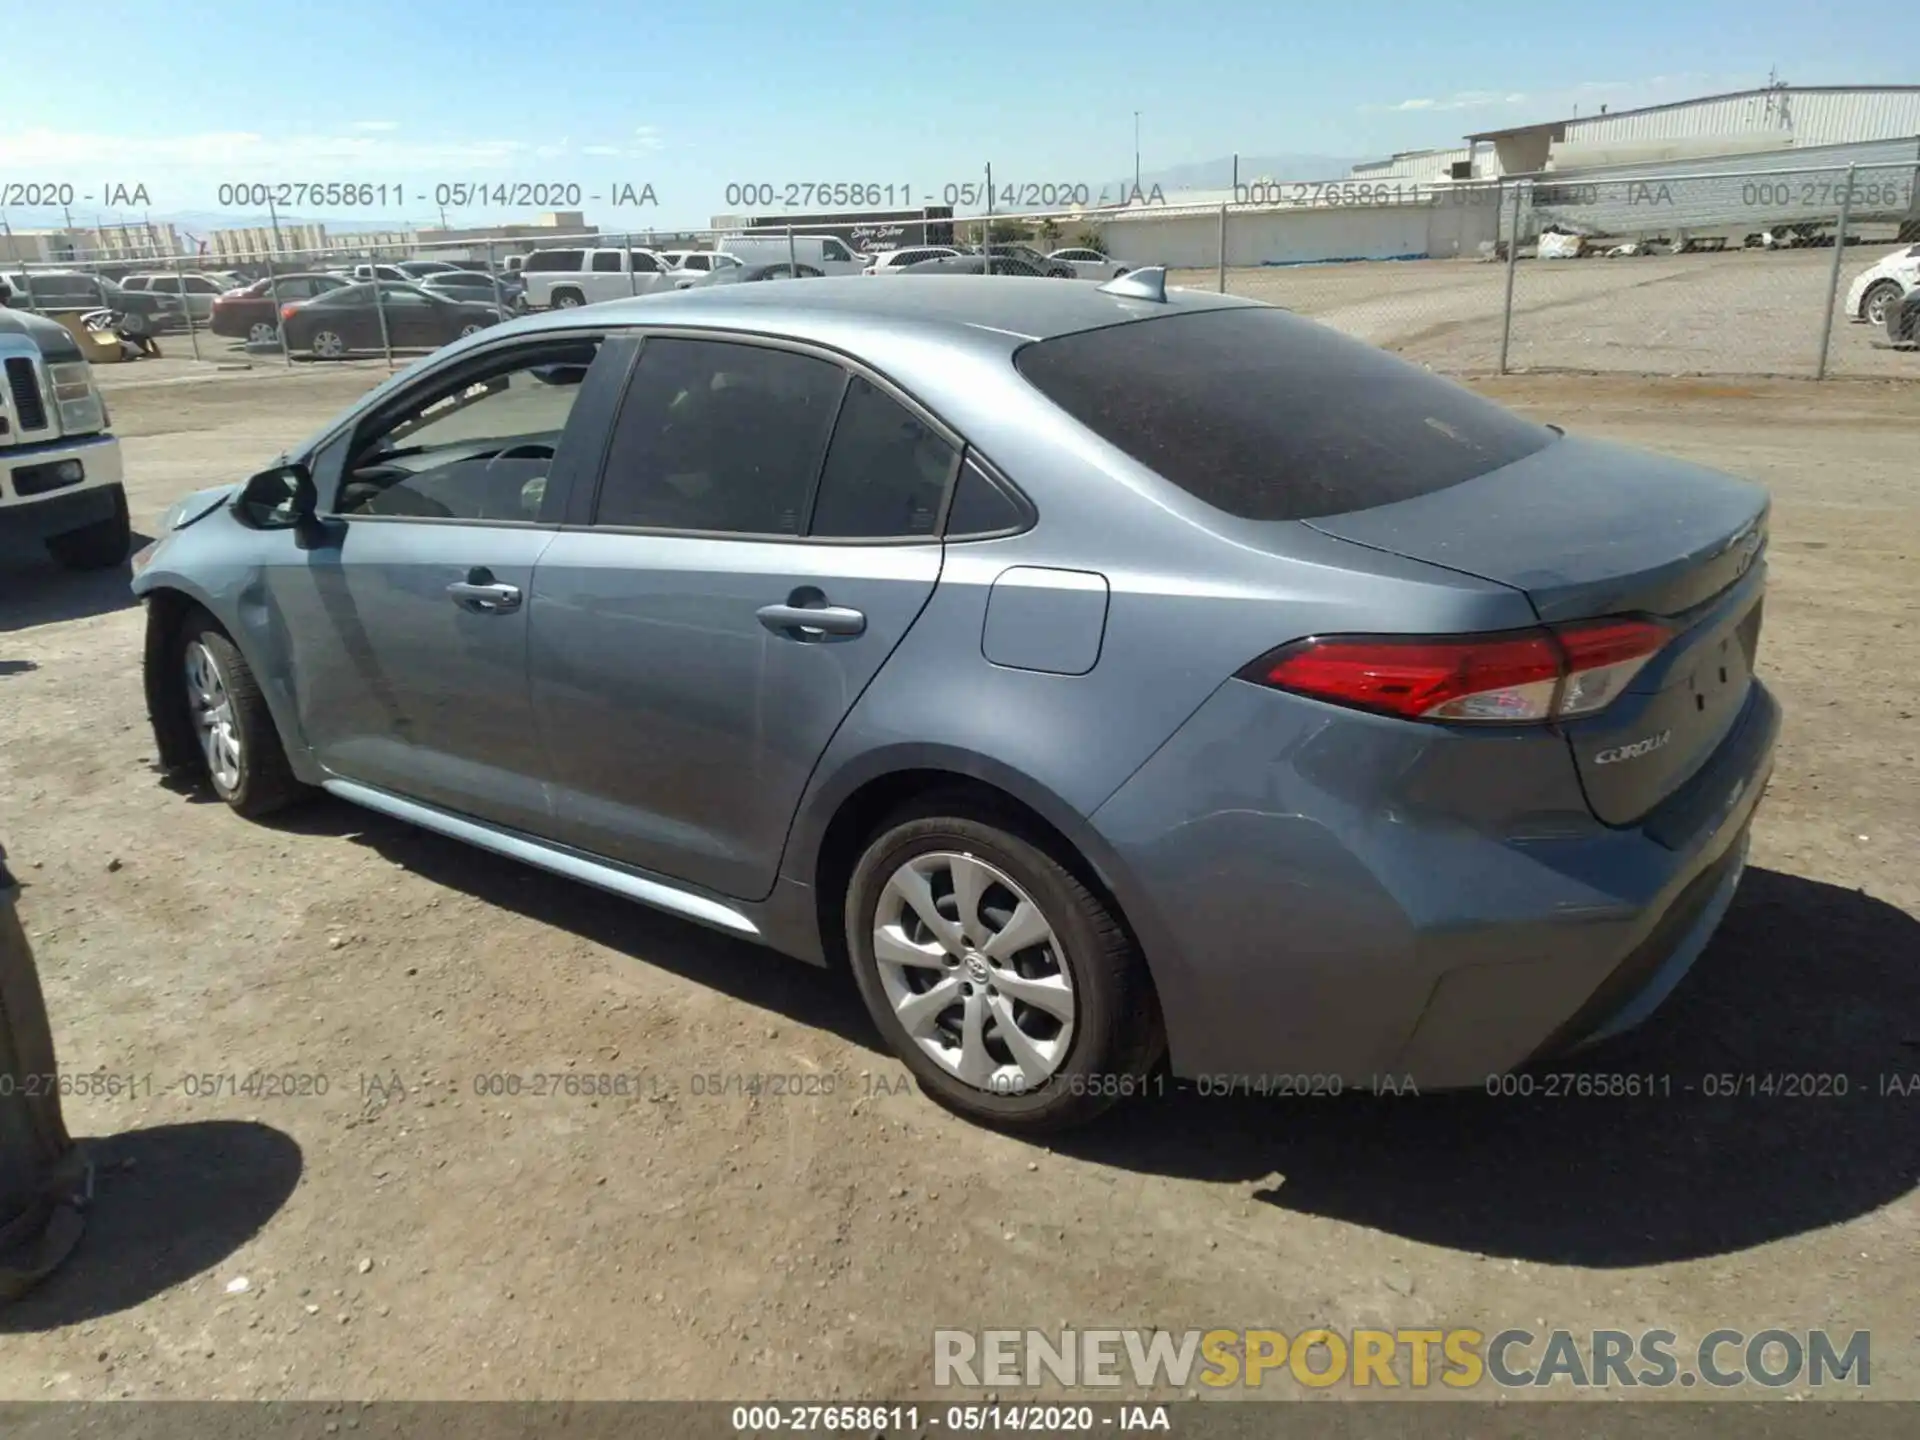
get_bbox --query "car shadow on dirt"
[1056,866,1920,1267]
[245,795,1920,1268]
[271,796,884,1052]
[0,1121,302,1331]
[0,534,150,634]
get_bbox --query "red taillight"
[281,304,299,320]
[1245,618,1669,725]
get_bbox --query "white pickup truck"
[518,247,678,309]
[0,307,128,570]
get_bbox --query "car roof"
[505,273,1258,349]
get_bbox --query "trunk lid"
[1305,433,1770,826]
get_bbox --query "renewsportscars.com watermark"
[933,1328,1872,1391]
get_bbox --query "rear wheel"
[844,802,1160,1133]
[1862,281,1900,328]
[175,614,309,818]
[45,488,131,571]
[551,288,585,309]
[117,311,150,337]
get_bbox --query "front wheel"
[844,804,1161,1133]
[175,614,310,818]
[308,329,348,359]
[117,311,150,338]
[45,487,131,571]
[1862,281,1901,329]
[247,320,279,345]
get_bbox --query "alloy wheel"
[184,640,243,795]
[247,320,278,344]
[872,851,1076,1092]
[312,330,345,358]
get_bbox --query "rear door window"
[590,251,624,273]
[1014,306,1554,522]
[593,338,847,535]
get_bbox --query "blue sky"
[0,0,1897,233]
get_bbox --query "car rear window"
[1013,306,1554,522]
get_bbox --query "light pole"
[1133,111,1141,197]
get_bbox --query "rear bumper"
[1089,677,1780,1088]
[0,435,125,540]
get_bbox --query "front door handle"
[447,579,522,614]
[756,601,866,639]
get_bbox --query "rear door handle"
[447,580,522,614]
[756,602,866,638]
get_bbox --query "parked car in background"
[0,272,180,336]
[419,269,528,312]
[674,262,824,289]
[1,305,128,569]
[518,247,677,309]
[350,263,413,283]
[130,273,1779,1133]
[121,272,243,323]
[1047,247,1128,281]
[974,244,1075,278]
[209,273,356,344]
[395,260,464,280]
[903,256,1049,277]
[862,246,962,275]
[660,251,743,276]
[279,281,504,358]
[716,235,865,276]
[1844,243,1920,328]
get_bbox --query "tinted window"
[121,276,150,290]
[595,338,846,535]
[628,251,660,273]
[821,240,852,262]
[523,250,583,272]
[590,251,624,273]
[1014,307,1554,522]
[809,378,957,538]
[946,456,1028,536]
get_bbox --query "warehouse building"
[1094,83,1919,268]
[1466,84,1920,176]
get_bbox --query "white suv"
[519,248,678,309]
[660,251,742,275]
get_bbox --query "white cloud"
[352,120,400,132]
[582,144,621,156]
[632,125,665,151]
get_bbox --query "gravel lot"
[1,365,1916,1404]
[1192,244,1917,377]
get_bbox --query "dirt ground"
[0,366,1916,1404]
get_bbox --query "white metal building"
[1350,148,1473,182]
[1465,85,1920,176]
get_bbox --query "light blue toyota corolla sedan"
[131,271,1779,1132]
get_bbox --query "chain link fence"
[1,155,1915,380]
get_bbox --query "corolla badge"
[1594,731,1672,765]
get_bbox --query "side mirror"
[233,461,316,531]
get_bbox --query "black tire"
[173,610,310,819]
[117,310,150,337]
[1861,281,1900,329]
[45,487,131,571]
[551,288,585,309]
[844,798,1162,1134]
